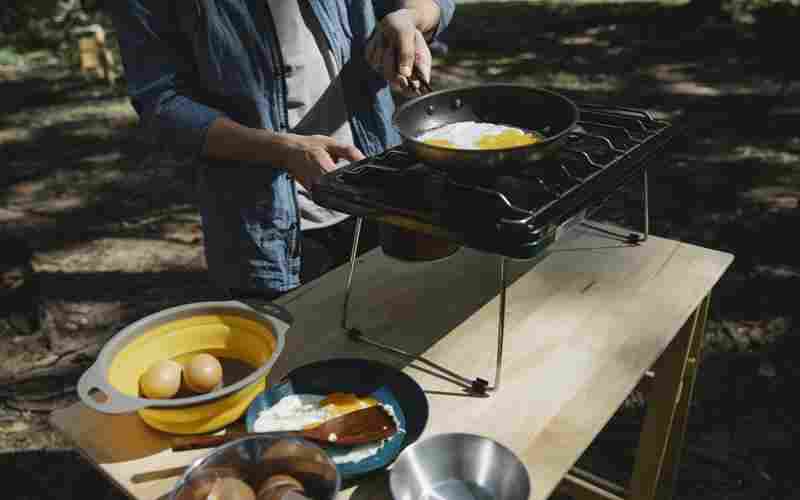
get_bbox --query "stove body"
[313,104,683,260]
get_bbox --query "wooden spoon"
[171,405,398,452]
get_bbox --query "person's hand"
[365,8,432,96]
[280,134,365,190]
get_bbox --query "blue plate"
[246,358,429,481]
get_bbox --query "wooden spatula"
[171,405,398,452]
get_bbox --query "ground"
[1,1,798,499]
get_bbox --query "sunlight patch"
[734,146,800,165]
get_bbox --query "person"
[108,0,455,299]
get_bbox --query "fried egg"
[417,121,543,150]
[252,393,403,465]
[320,392,379,419]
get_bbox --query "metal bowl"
[389,433,531,500]
[170,435,341,500]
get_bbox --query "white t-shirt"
[267,0,353,231]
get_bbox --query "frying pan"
[393,84,579,172]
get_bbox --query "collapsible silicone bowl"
[77,300,290,434]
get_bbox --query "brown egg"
[139,359,183,399]
[184,353,224,393]
[207,477,256,500]
[256,485,310,500]
[256,474,304,500]
[182,468,243,500]
[260,439,306,462]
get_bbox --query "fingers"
[368,28,431,94]
[329,142,366,163]
[395,26,416,79]
[382,43,402,86]
[310,147,337,173]
[367,10,422,88]
[414,30,432,83]
[284,134,362,191]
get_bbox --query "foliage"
[1,0,108,48]
[725,0,800,20]
[0,47,23,66]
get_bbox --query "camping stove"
[312,103,685,396]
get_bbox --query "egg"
[258,474,304,495]
[260,438,308,462]
[320,392,378,419]
[139,359,183,399]
[256,485,307,500]
[422,138,457,148]
[256,474,304,500]
[418,121,542,150]
[207,477,256,500]
[184,353,224,394]
[188,468,244,500]
[253,394,402,465]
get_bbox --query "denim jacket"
[108,0,454,296]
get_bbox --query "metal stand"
[342,218,507,397]
[582,168,650,244]
[341,166,648,397]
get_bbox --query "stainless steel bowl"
[170,435,341,500]
[389,433,531,500]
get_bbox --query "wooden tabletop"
[51,223,733,500]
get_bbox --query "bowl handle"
[233,298,294,332]
[77,362,147,414]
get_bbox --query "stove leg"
[341,217,363,330]
[581,168,650,244]
[343,240,507,397]
[641,168,650,242]
[346,331,479,389]
[488,256,507,393]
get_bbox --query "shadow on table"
[349,470,393,500]
[0,448,127,500]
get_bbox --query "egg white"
[252,394,404,465]
[417,121,530,149]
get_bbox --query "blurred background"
[1,1,798,499]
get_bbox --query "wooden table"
[50,223,733,500]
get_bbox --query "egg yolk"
[477,129,542,149]
[320,392,379,418]
[422,138,458,148]
[421,127,543,150]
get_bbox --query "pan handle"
[77,362,148,414]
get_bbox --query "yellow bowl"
[77,301,291,434]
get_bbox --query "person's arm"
[108,0,224,161]
[204,118,364,189]
[109,0,363,188]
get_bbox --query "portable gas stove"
[312,103,685,396]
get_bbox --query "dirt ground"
[1,2,798,499]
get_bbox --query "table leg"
[628,293,712,500]
[555,293,712,500]
[652,294,710,500]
